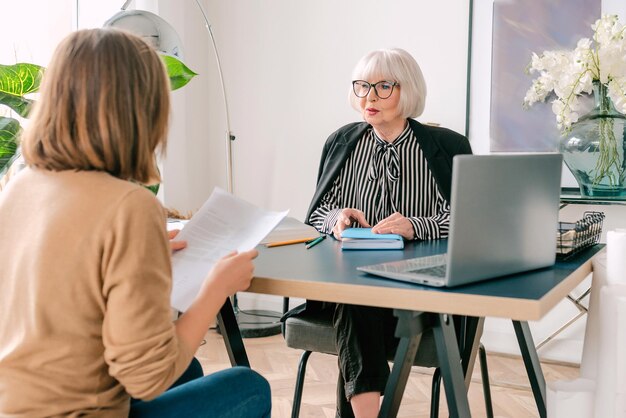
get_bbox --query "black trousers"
[333,303,399,418]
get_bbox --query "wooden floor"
[196,329,579,418]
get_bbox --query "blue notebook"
[340,228,404,250]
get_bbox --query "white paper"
[607,229,626,285]
[259,216,318,244]
[547,378,595,418]
[593,284,626,418]
[580,253,607,379]
[170,187,288,311]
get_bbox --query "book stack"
[341,228,404,250]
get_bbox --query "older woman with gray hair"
[300,48,472,417]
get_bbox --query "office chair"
[282,300,493,418]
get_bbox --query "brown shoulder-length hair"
[21,28,170,185]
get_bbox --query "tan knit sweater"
[0,168,194,417]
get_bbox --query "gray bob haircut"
[349,48,427,118]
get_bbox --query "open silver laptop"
[357,154,563,287]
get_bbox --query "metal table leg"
[379,331,424,417]
[216,298,250,367]
[513,320,546,418]
[459,316,485,387]
[536,288,590,350]
[432,313,472,418]
[379,311,471,418]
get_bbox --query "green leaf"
[161,55,197,91]
[0,148,21,179]
[0,116,20,174]
[0,91,34,118]
[0,63,44,117]
[0,63,44,96]
[145,183,160,195]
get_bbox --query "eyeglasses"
[352,80,399,99]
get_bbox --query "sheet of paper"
[170,187,288,311]
[259,216,319,244]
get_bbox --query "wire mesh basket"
[557,211,605,258]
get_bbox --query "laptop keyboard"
[364,254,448,275]
[407,264,447,278]
[357,253,449,286]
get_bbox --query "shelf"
[560,187,626,206]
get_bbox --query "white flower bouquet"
[523,14,626,131]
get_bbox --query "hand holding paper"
[170,187,288,311]
[201,249,259,297]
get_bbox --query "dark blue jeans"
[129,358,271,417]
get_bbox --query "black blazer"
[305,118,473,224]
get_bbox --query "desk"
[217,239,602,417]
[537,190,626,350]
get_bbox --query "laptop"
[357,154,563,287]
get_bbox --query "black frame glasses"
[352,80,399,99]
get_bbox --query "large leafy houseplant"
[0,63,44,178]
[0,55,196,189]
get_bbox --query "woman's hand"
[168,229,187,251]
[332,208,371,240]
[372,212,415,240]
[177,249,258,351]
[201,249,259,299]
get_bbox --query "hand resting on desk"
[333,210,415,241]
[371,212,415,240]
[332,208,371,240]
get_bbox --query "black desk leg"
[460,316,485,388]
[382,311,471,418]
[216,298,250,367]
[380,310,432,418]
[512,320,546,418]
[379,333,423,418]
[433,313,472,418]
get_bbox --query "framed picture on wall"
[468,0,601,155]
[490,0,601,152]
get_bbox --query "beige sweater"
[0,169,194,417]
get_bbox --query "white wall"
[157,0,471,219]
[0,2,74,70]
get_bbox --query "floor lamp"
[104,1,282,338]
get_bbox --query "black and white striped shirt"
[308,124,450,240]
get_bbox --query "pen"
[266,237,316,248]
[305,235,326,249]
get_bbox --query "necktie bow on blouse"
[368,140,400,182]
[368,135,401,218]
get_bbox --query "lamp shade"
[103,10,184,59]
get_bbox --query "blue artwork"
[490,0,601,151]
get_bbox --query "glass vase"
[559,82,626,198]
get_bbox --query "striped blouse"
[308,123,450,240]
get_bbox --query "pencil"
[305,235,326,249]
[266,237,316,248]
